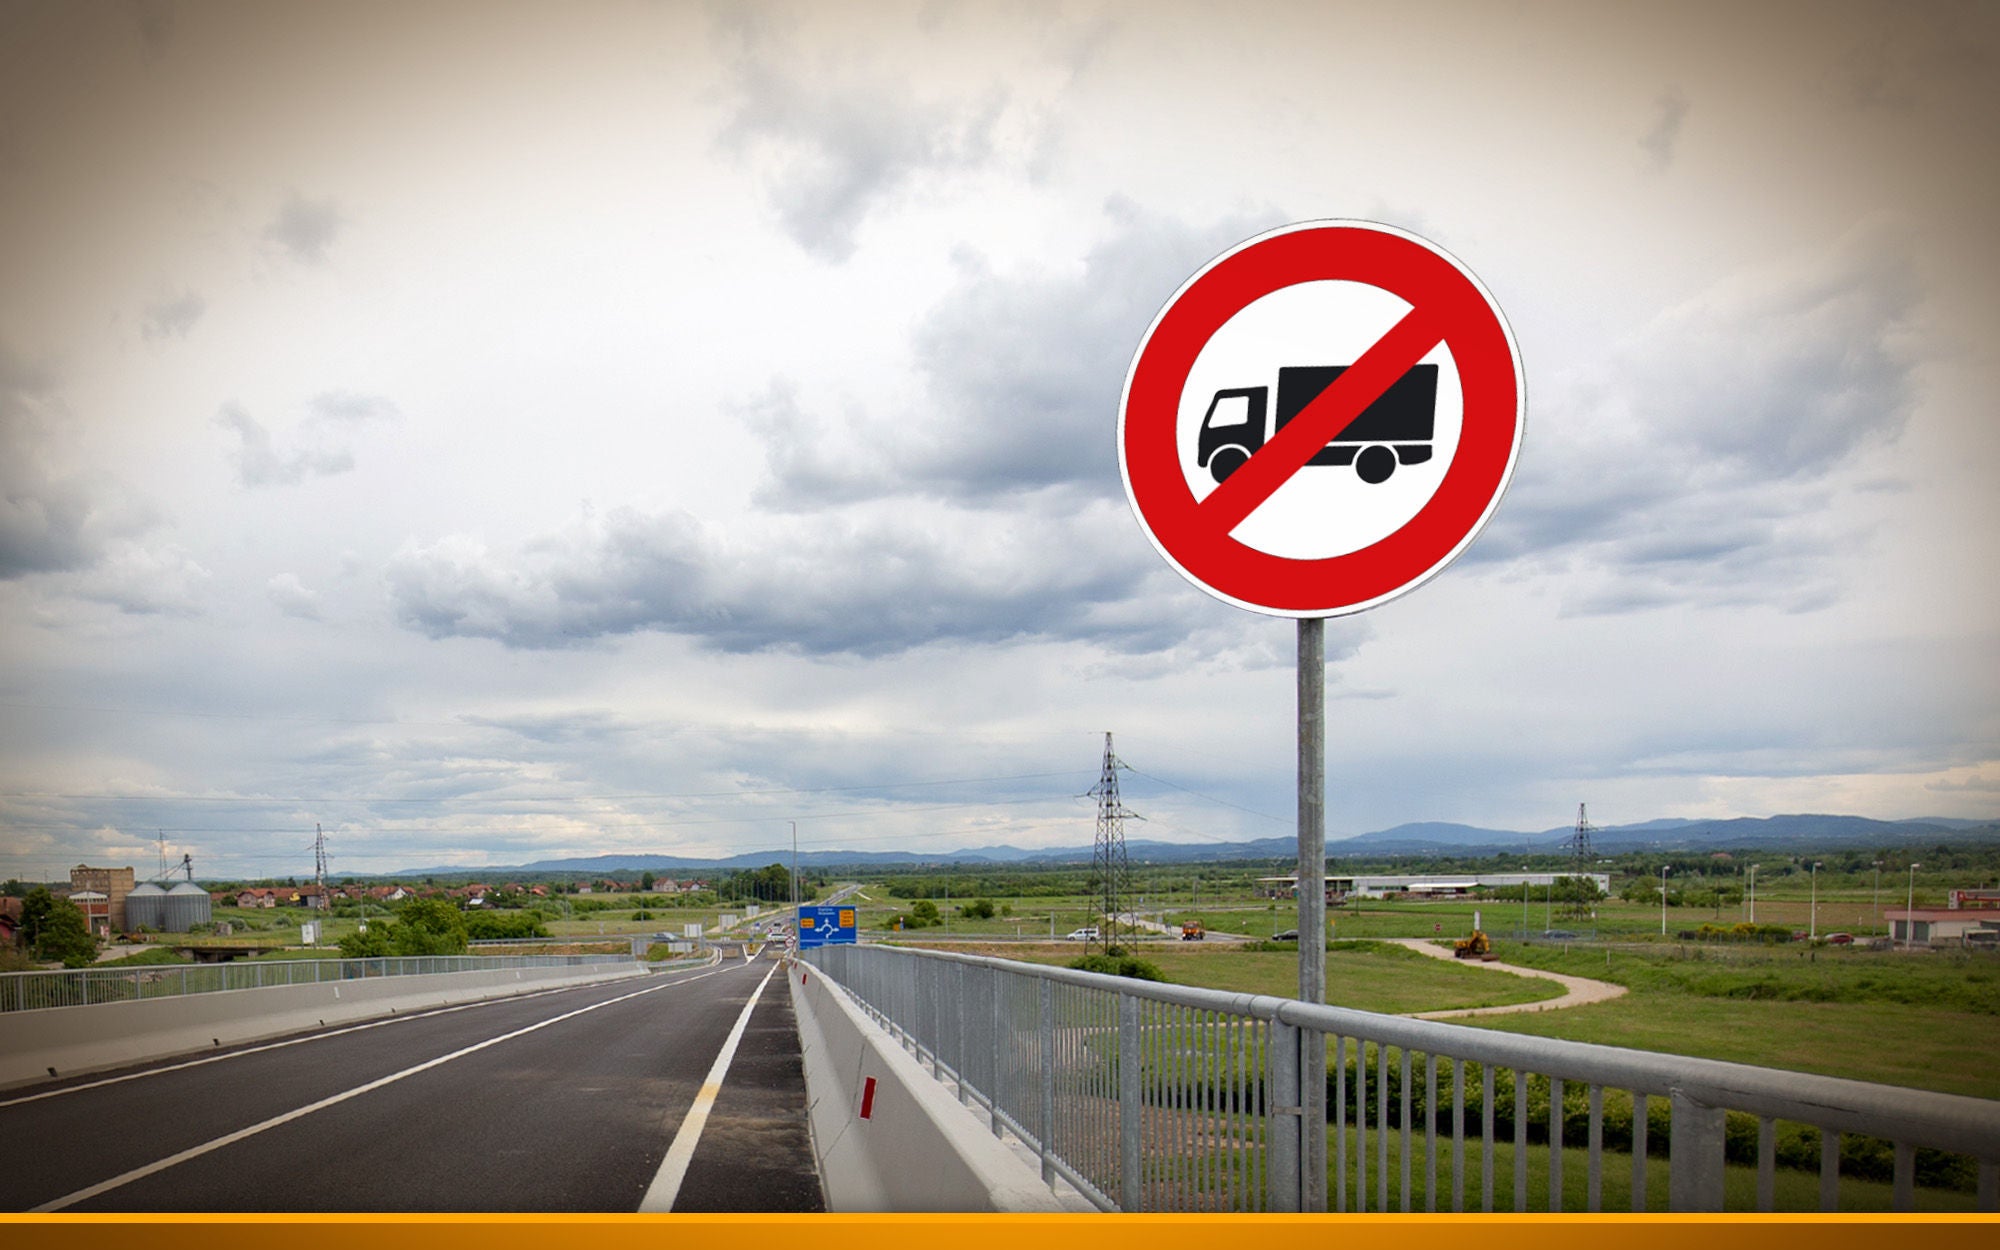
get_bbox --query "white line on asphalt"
[637,963,778,1212]
[0,961,720,1110]
[29,965,741,1212]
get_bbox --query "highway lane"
[1,954,823,1212]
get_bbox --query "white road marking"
[30,966,738,1212]
[637,963,778,1212]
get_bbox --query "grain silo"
[159,881,212,932]
[123,881,167,932]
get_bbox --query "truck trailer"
[1197,363,1439,485]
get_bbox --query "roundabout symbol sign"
[1117,219,1524,617]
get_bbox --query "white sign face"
[1174,280,1466,560]
[300,921,318,945]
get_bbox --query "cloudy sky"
[3,0,1996,882]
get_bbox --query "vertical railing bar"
[990,967,1005,1138]
[1892,1141,1915,1213]
[1756,1116,1775,1213]
[1187,1008,1199,1212]
[1376,1041,1389,1213]
[1205,1011,1218,1210]
[1978,1160,1997,1213]
[1334,1035,1347,1212]
[1425,1052,1438,1213]
[1452,1058,1465,1213]
[1549,1075,1565,1212]
[1481,1063,1495,1213]
[1512,1069,1528,1212]
[1631,1092,1648,1212]
[1356,1038,1367,1212]
[1178,1003,1191,1211]
[1819,1128,1841,1213]
[1221,1013,1234,1211]
[1587,1084,1604,1213]
[1400,1047,1413,1211]
[1237,1016,1250,1211]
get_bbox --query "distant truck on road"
[1197,363,1439,485]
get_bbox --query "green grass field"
[1001,940,1565,1015]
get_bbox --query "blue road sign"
[796,903,857,948]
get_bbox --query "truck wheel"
[1355,444,1396,484]
[1208,446,1249,484]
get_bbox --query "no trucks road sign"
[1118,219,1525,617]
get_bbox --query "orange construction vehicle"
[1453,930,1494,960]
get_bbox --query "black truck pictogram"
[1197,364,1439,485]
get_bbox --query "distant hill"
[362,812,2000,879]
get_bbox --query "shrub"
[1066,953,1166,982]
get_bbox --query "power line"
[1120,765,1289,826]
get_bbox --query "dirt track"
[1387,938,1628,1018]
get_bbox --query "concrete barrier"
[0,962,650,1090]
[788,961,1067,1212]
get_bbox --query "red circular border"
[1118,222,1523,616]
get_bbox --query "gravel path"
[1387,938,1628,1018]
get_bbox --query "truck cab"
[1198,364,1439,485]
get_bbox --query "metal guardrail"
[801,944,2000,1214]
[0,953,636,1014]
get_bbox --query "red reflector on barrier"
[859,1076,877,1120]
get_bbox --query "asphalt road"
[0,953,823,1212]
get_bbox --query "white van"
[1065,927,1100,941]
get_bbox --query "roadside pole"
[1298,617,1328,1209]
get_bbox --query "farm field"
[983,940,1565,1015]
[891,914,2000,1101]
[1459,941,2000,1100]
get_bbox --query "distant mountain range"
[382,813,2000,877]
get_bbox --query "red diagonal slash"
[1196,304,1444,535]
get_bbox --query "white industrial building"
[1260,872,1612,900]
[1884,908,2000,948]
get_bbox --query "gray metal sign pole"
[1297,617,1328,1209]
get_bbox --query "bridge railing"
[0,953,637,1014]
[800,943,2000,1215]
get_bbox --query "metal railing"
[0,953,637,1014]
[801,944,2000,1214]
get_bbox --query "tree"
[19,886,55,949]
[35,898,98,968]
[338,924,393,958]
[392,897,470,955]
[641,871,656,891]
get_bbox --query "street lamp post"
[1522,867,1530,939]
[1906,863,1920,949]
[789,820,798,927]
[1660,865,1672,937]
[1748,864,1759,924]
[1809,861,1821,940]
[1873,861,1883,934]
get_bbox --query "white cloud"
[713,2,1054,261]
[385,495,1183,657]
[1639,87,1691,168]
[266,572,324,621]
[1471,221,1920,615]
[263,192,346,265]
[215,394,396,488]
